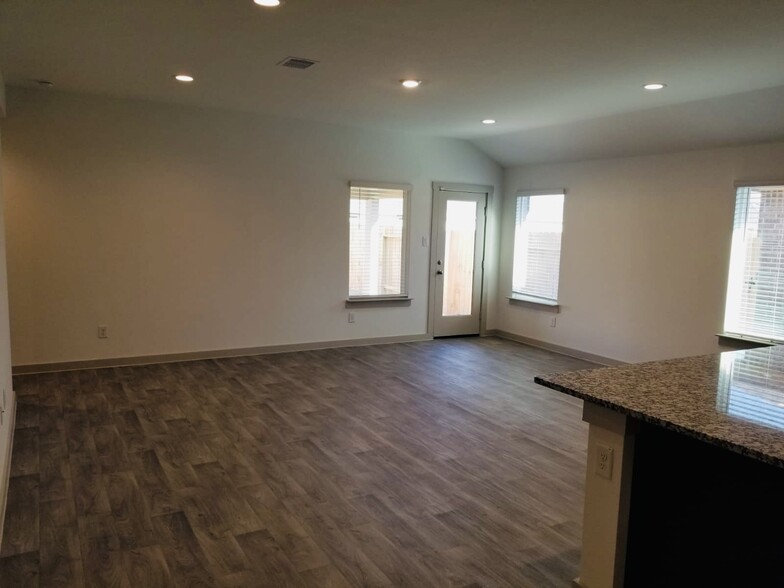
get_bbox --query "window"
[349,182,410,299]
[512,190,565,303]
[724,184,784,342]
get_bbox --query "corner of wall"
[455,141,505,332]
[0,390,15,549]
[484,174,504,331]
[0,68,17,550]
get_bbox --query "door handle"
[436,270,443,275]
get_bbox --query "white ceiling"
[2,0,784,166]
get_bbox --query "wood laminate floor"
[0,337,595,587]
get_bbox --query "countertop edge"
[534,376,784,470]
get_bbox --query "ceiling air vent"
[278,57,318,70]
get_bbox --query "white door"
[430,184,488,337]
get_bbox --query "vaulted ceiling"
[2,0,784,165]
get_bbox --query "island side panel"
[578,402,638,588]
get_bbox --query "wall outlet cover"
[596,444,614,480]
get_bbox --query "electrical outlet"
[595,444,614,480]
[98,325,109,339]
[550,317,557,328]
[348,312,355,324]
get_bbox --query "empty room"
[1,1,784,586]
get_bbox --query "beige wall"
[498,142,784,363]
[10,84,783,370]
[2,87,502,366]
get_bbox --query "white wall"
[0,70,16,545]
[2,87,501,366]
[498,142,784,363]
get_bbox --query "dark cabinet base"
[624,422,784,587]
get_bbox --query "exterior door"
[430,184,488,337]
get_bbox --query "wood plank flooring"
[0,337,594,587]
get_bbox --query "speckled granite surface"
[535,345,784,468]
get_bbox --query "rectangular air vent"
[278,57,318,70]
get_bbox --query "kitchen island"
[536,344,784,588]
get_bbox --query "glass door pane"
[442,200,477,317]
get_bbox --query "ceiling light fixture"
[482,119,497,125]
[401,79,421,89]
[174,74,194,83]
[643,82,666,91]
[254,0,281,6]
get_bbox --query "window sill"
[717,333,780,350]
[507,294,560,313]
[345,297,412,308]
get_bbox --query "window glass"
[512,192,565,303]
[349,185,409,298]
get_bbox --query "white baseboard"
[0,389,17,551]
[486,329,625,366]
[12,333,434,375]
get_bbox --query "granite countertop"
[535,345,784,468]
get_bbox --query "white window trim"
[733,179,784,188]
[348,181,412,301]
[507,292,560,312]
[510,188,566,306]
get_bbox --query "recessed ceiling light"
[643,83,666,91]
[254,0,280,6]
[174,74,194,83]
[482,119,496,125]
[401,79,421,89]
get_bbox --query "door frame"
[427,182,494,338]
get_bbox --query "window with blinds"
[724,184,784,342]
[512,191,565,303]
[349,183,410,298]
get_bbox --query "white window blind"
[724,184,784,342]
[512,191,565,303]
[349,183,409,298]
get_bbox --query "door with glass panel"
[431,184,488,337]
